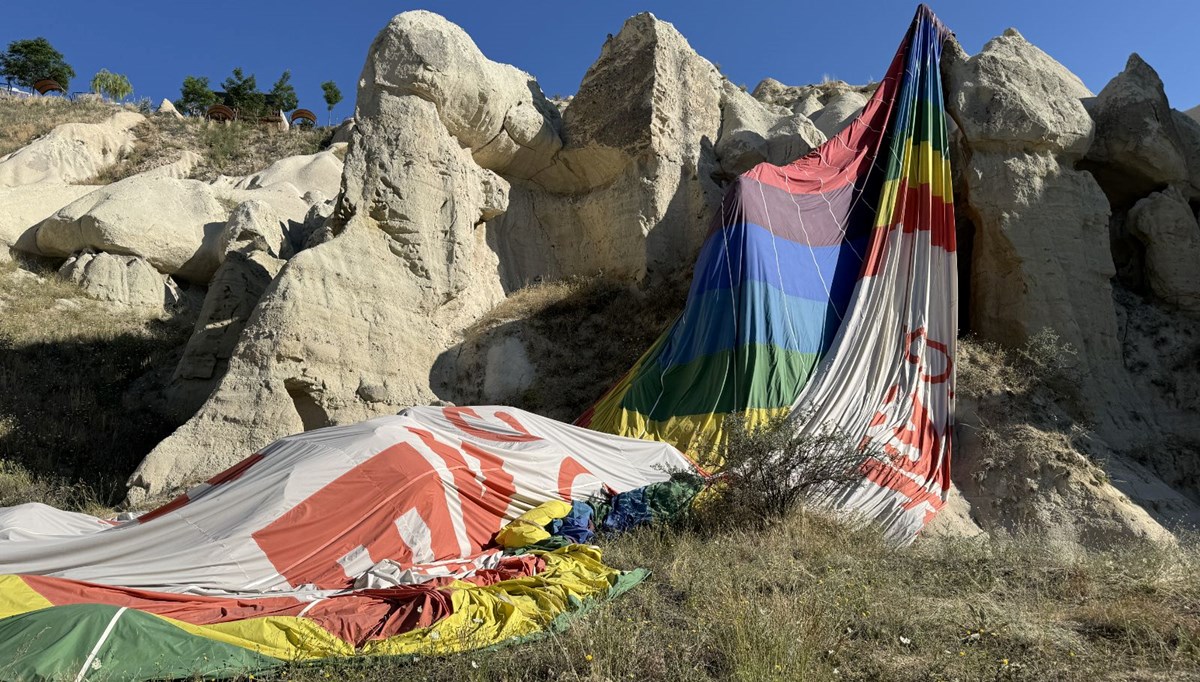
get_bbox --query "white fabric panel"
[0,406,696,594]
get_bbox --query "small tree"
[221,67,265,119]
[175,75,218,116]
[0,37,75,90]
[695,413,883,528]
[321,80,342,125]
[90,69,132,102]
[269,70,298,113]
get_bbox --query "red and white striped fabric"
[0,406,697,594]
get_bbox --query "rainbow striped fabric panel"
[581,5,956,542]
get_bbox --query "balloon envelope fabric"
[0,406,698,679]
[579,5,957,544]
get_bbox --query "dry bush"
[0,95,121,157]
[693,413,880,528]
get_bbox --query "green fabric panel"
[644,476,705,522]
[620,344,820,420]
[0,604,281,681]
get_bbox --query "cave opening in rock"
[285,379,331,431]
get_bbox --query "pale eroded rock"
[32,176,229,283]
[58,252,174,309]
[1127,186,1200,313]
[0,112,143,187]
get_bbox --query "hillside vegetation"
[91,116,329,183]
[0,95,117,157]
[0,260,191,511]
[275,514,1199,682]
[0,95,329,182]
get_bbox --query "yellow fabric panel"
[0,575,54,619]
[495,500,573,549]
[873,142,952,228]
[593,407,789,468]
[361,544,619,656]
[166,614,354,661]
[0,574,344,661]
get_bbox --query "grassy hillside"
[0,95,329,182]
[273,514,1199,681]
[91,117,329,183]
[0,96,118,157]
[0,261,192,511]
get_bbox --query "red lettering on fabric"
[444,407,540,442]
[252,443,462,590]
[556,457,598,500]
[904,327,952,384]
[406,427,516,548]
[138,453,267,524]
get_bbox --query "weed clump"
[692,413,880,529]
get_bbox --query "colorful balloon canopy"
[580,4,957,544]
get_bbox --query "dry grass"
[90,117,329,183]
[269,513,1200,681]
[0,95,123,157]
[0,261,192,509]
[450,276,689,421]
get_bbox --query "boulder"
[714,81,825,179]
[231,146,344,198]
[1085,54,1190,196]
[330,119,355,144]
[216,199,292,262]
[212,182,312,228]
[493,12,729,281]
[58,252,175,309]
[0,112,144,187]
[944,29,1093,157]
[156,99,183,119]
[0,183,99,252]
[1171,110,1200,195]
[1127,186,1200,313]
[31,176,229,283]
[811,90,867,138]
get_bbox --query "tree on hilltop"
[0,37,75,90]
[91,69,133,102]
[321,80,342,125]
[269,70,298,113]
[176,75,218,116]
[221,67,265,119]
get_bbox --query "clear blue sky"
[5,1,1198,122]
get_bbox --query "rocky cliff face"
[0,10,1195,545]
[125,11,831,500]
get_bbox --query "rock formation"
[945,29,1200,534]
[125,10,830,501]
[0,112,143,187]
[34,176,231,284]
[1084,54,1197,203]
[1127,187,1200,313]
[58,252,177,309]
